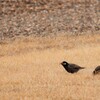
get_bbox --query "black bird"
[61,61,85,73]
[93,66,100,75]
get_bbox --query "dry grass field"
[0,34,100,100]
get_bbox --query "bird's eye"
[63,63,66,65]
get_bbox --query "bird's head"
[93,70,98,75]
[61,61,69,66]
[93,71,96,75]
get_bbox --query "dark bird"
[93,66,100,75]
[61,61,85,73]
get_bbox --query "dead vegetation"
[0,34,100,99]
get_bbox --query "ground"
[0,34,100,100]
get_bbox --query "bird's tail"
[80,67,85,69]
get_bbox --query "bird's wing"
[69,64,84,69]
[95,66,100,71]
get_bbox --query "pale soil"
[0,34,100,100]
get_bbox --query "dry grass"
[0,34,100,100]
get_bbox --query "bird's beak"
[60,62,63,65]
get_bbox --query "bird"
[93,66,100,75]
[61,61,85,73]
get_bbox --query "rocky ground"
[0,0,100,40]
